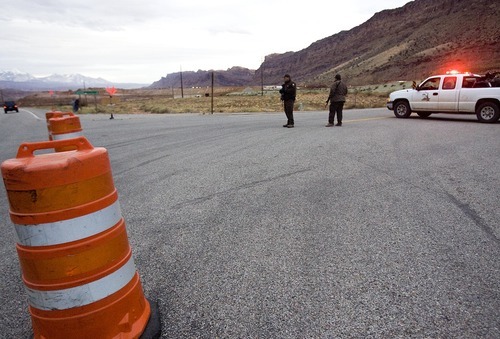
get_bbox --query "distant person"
[325,74,348,127]
[279,74,296,128]
[72,98,80,113]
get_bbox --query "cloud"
[0,0,413,83]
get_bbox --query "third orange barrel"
[1,137,153,338]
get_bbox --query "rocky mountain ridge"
[149,67,255,89]
[151,0,500,87]
[3,0,499,91]
[256,0,500,85]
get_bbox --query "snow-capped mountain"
[0,70,146,90]
[38,73,112,86]
[0,70,37,82]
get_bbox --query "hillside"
[149,67,254,89]
[257,0,500,85]
[150,0,499,88]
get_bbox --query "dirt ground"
[18,83,409,114]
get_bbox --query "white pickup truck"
[387,72,500,123]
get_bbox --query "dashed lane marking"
[344,116,391,123]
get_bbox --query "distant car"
[4,101,19,113]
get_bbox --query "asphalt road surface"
[0,108,499,338]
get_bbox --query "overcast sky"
[1,0,412,84]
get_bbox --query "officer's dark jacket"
[280,80,296,101]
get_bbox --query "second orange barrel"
[49,114,83,141]
[45,111,76,140]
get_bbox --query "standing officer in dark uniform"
[279,74,296,128]
[325,74,348,126]
[72,98,80,113]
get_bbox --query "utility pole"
[261,66,264,96]
[211,71,214,114]
[83,81,88,106]
[180,66,184,98]
[260,57,265,96]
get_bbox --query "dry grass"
[19,85,400,115]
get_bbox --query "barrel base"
[30,274,151,339]
[140,299,162,339]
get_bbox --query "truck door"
[412,77,441,110]
[438,76,459,111]
[458,76,482,112]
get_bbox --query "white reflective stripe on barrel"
[26,256,137,310]
[52,131,83,140]
[15,200,122,247]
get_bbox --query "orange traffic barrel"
[49,114,83,151]
[1,137,159,338]
[49,114,83,141]
[45,111,75,140]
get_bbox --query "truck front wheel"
[393,101,411,118]
[476,102,500,123]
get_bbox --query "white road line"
[20,109,44,120]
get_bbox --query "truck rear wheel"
[393,101,411,118]
[476,102,500,123]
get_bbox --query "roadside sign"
[75,90,99,95]
[106,87,117,96]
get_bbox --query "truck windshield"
[419,77,440,90]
